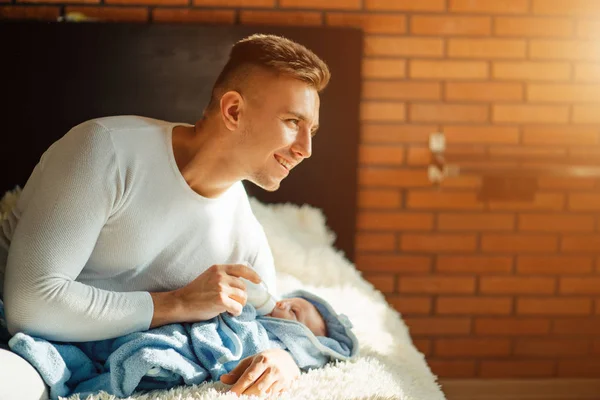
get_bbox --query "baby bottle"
[242,278,277,316]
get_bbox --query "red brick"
[406,146,430,166]
[386,295,432,315]
[518,256,594,275]
[523,125,598,145]
[575,63,600,82]
[280,0,359,9]
[569,194,600,211]
[407,192,484,210]
[519,214,594,232]
[359,168,429,187]
[573,105,600,123]
[363,81,441,101]
[475,318,550,335]
[533,0,600,15]
[480,277,556,294]
[363,273,395,293]
[562,235,600,252]
[357,212,434,231]
[410,104,488,123]
[443,125,520,144]
[404,317,472,335]
[412,338,433,356]
[428,360,477,378]
[193,0,272,6]
[538,177,597,190]
[361,124,434,144]
[560,277,600,294]
[528,83,600,103]
[438,213,515,231]
[360,101,406,122]
[489,146,566,160]
[531,40,600,61]
[411,15,491,36]
[558,360,600,378]
[365,0,445,12]
[577,20,600,37]
[488,193,565,211]
[326,12,405,34]
[449,39,526,59]
[437,297,513,315]
[437,256,513,274]
[410,60,488,80]
[66,5,147,21]
[518,298,593,315]
[481,234,558,253]
[240,10,321,26]
[446,82,523,102]
[362,59,406,79]
[359,144,404,166]
[153,8,234,23]
[364,36,444,57]
[19,0,95,3]
[107,0,184,4]
[355,233,395,252]
[494,61,571,81]
[399,276,476,294]
[358,189,402,209]
[493,105,569,124]
[495,17,573,37]
[515,338,589,357]
[553,318,600,334]
[355,254,431,273]
[439,175,482,190]
[450,0,529,14]
[435,338,511,357]
[0,5,60,19]
[480,361,556,378]
[401,234,477,253]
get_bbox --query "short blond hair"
[205,34,330,115]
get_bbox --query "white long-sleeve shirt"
[1,116,276,342]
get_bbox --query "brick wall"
[3,0,600,380]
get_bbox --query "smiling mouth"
[274,154,294,170]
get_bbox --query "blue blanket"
[1,290,358,399]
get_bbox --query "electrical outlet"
[429,132,445,153]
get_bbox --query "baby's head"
[266,297,327,337]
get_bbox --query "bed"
[0,20,446,400]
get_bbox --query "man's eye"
[287,119,300,127]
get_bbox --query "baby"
[6,289,358,400]
[265,297,328,337]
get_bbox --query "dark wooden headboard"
[0,21,362,261]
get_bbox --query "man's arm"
[4,122,154,342]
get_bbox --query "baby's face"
[266,297,327,337]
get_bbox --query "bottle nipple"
[243,279,276,316]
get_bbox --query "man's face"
[239,73,320,191]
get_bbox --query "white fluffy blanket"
[1,190,445,400]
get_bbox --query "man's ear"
[220,91,244,131]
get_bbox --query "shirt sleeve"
[4,121,154,342]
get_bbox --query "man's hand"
[220,348,300,396]
[150,264,262,328]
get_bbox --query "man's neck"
[171,119,242,199]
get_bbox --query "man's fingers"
[229,357,268,395]
[227,286,248,308]
[225,264,262,284]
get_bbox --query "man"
[1,33,329,397]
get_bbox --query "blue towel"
[2,290,358,399]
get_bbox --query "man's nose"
[291,127,312,159]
